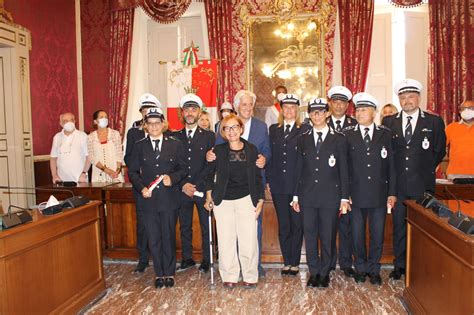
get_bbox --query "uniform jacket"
[172,126,215,197]
[266,122,311,194]
[128,135,188,212]
[294,128,350,208]
[124,124,145,166]
[344,124,397,208]
[205,138,264,207]
[382,109,446,196]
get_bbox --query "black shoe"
[354,272,367,283]
[179,259,196,270]
[342,267,356,278]
[289,266,299,276]
[318,275,330,288]
[369,273,382,285]
[307,274,319,288]
[154,277,164,288]
[198,261,210,273]
[281,265,291,276]
[133,261,149,273]
[164,277,175,288]
[389,268,405,280]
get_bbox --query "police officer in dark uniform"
[344,92,397,285]
[128,107,188,288]
[382,79,446,280]
[124,93,161,273]
[267,94,310,276]
[173,93,215,272]
[292,98,350,288]
[327,86,357,277]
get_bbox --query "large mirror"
[243,2,331,118]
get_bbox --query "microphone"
[2,204,33,229]
[0,185,75,198]
[445,186,468,228]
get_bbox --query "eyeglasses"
[223,124,241,132]
[147,122,163,127]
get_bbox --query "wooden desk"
[36,183,116,251]
[0,201,105,314]
[404,200,474,314]
[103,185,395,263]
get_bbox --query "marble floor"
[85,261,407,314]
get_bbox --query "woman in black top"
[205,114,264,289]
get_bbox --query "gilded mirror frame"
[241,1,332,110]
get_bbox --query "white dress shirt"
[150,134,163,151]
[242,118,252,140]
[359,123,375,140]
[402,109,419,136]
[312,125,329,145]
[185,125,198,139]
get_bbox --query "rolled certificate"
[194,191,204,198]
[148,175,164,193]
[341,204,348,215]
[387,204,392,214]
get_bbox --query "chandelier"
[260,20,321,82]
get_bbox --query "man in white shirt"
[50,112,90,183]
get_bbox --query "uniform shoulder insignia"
[135,136,147,144]
[342,125,355,132]
[377,124,391,131]
[168,135,179,141]
[302,129,312,136]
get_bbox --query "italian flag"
[165,60,218,131]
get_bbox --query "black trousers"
[144,209,178,277]
[133,190,149,264]
[272,193,303,266]
[178,198,210,262]
[393,194,419,269]
[351,207,386,274]
[302,206,338,276]
[331,212,354,269]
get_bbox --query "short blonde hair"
[277,104,302,128]
[219,113,244,141]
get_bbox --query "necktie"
[187,129,193,141]
[153,139,160,157]
[363,127,371,149]
[316,132,323,153]
[284,124,291,138]
[404,116,413,143]
[336,120,342,132]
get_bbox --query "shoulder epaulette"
[135,136,148,144]
[376,124,391,131]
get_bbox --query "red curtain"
[428,0,473,123]
[109,8,134,137]
[337,0,374,110]
[204,0,234,105]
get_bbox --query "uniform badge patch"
[329,154,336,167]
[422,137,430,150]
[381,146,388,159]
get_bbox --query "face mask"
[97,118,109,128]
[460,109,474,121]
[222,112,230,118]
[63,121,75,132]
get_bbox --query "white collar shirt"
[402,109,420,136]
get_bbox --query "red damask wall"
[5,0,79,156]
[80,0,111,133]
